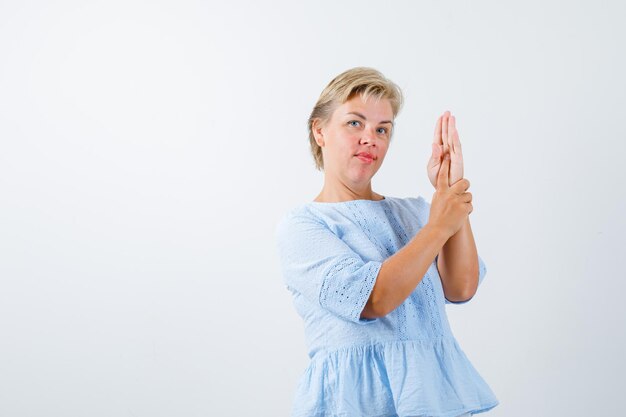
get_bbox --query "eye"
[377,127,388,135]
[348,120,361,127]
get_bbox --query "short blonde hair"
[308,67,404,171]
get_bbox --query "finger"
[447,114,455,154]
[431,142,443,160]
[437,153,450,190]
[433,115,442,146]
[451,129,462,156]
[451,178,470,194]
[428,144,443,177]
[461,192,472,203]
[442,112,449,154]
[449,115,458,154]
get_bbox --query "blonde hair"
[308,67,404,171]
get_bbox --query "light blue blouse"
[274,195,499,417]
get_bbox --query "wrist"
[423,222,452,244]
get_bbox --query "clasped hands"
[426,111,473,237]
[427,110,465,189]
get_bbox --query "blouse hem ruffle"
[290,336,499,417]
[292,399,499,417]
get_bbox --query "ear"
[312,118,325,147]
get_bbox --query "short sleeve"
[443,254,488,305]
[274,212,382,324]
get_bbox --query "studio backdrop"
[0,1,624,416]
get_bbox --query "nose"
[360,126,377,145]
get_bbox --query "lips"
[355,152,375,160]
[355,152,375,164]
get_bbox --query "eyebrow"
[345,112,394,126]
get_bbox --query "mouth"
[355,154,375,163]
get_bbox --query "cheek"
[378,143,390,157]
[329,129,358,150]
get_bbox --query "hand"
[427,111,464,188]
[428,154,473,238]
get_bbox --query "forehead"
[334,94,393,120]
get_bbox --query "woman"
[274,67,499,417]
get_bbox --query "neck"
[314,177,380,203]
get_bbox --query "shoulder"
[384,195,431,217]
[274,204,324,242]
[275,204,319,228]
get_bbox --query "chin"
[350,168,378,183]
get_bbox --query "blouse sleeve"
[274,212,382,324]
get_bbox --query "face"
[313,94,394,186]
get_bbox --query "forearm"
[362,223,450,318]
[437,217,479,302]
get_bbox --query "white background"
[1,1,624,416]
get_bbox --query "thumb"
[436,153,450,190]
